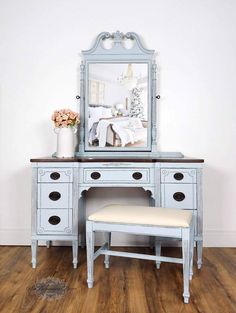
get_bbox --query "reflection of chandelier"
[117,64,138,90]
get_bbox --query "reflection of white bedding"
[88,117,99,132]
[96,117,144,147]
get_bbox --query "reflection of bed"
[88,105,147,147]
[106,118,147,147]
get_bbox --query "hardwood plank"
[0,247,235,313]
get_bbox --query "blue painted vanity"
[30,31,204,269]
[30,156,204,269]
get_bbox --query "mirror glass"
[86,63,149,149]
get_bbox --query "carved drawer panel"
[161,169,196,184]
[161,183,196,210]
[83,168,150,184]
[38,168,73,183]
[37,183,72,209]
[37,209,72,235]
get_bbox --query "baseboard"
[0,229,236,247]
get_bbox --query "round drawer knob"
[173,192,185,202]
[91,172,101,180]
[49,191,61,201]
[48,215,61,225]
[173,172,184,181]
[132,172,143,180]
[50,172,61,180]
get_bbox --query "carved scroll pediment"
[82,30,154,57]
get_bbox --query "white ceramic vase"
[55,127,77,158]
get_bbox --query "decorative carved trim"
[82,31,154,56]
[78,186,91,198]
[64,227,72,234]
[141,186,154,196]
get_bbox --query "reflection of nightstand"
[141,120,148,128]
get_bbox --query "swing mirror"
[78,31,157,155]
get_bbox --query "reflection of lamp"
[116,103,124,116]
[117,64,138,90]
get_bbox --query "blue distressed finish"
[31,160,203,270]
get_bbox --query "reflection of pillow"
[102,107,112,118]
[129,118,143,129]
[89,106,103,119]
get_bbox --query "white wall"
[0,0,235,247]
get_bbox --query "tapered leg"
[31,239,38,268]
[197,240,203,269]
[46,240,51,248]
[155,237,161,269]
[86,221,94,288]
[104,232,111,269]
[72,240,78,269]
[189,223,194,280]
[182,228,190,304]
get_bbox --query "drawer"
[83,168,150,184]
[161,169,196,184]
[161,183,196,210]
[37,183,72,209]
[37,209,72,235]
[38,168,73,183]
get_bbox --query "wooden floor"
[0,246,235,313]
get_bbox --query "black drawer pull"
[49,191,61,201]
[173,172,184,181]
[173,192,185,202]
[91,172,101,180]
[132,172,143,180]
[48,215,61,225]
[50,172,61,180]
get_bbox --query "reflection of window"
[89,80,105,105]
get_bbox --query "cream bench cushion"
[88,204,192,228]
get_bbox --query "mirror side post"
[78,61,85,155]
[151,61,158,153]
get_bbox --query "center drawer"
[83,168,150,184]
[37,183,72,209]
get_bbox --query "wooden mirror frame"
[76,31,182,158]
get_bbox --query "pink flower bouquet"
[51,109,80,128]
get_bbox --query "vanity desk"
[30,156,204,269]
[31,31,204,269]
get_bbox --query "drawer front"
[37,209,72,234]
[161,169,196,184]
[37,183,72,209]
[161,183,196,209]
[38,168,73,183]
[83,168,150,184]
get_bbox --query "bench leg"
[46,240,51,248]
[104,232,111,269]
[72,239,78,269]
[197,240,203,269]
[31,239,38,268]
[154,238,161,269]
[189,223,194,280]
[86,221,94,288]
[182,228,190,303]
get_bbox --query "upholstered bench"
[86,204,194,303]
